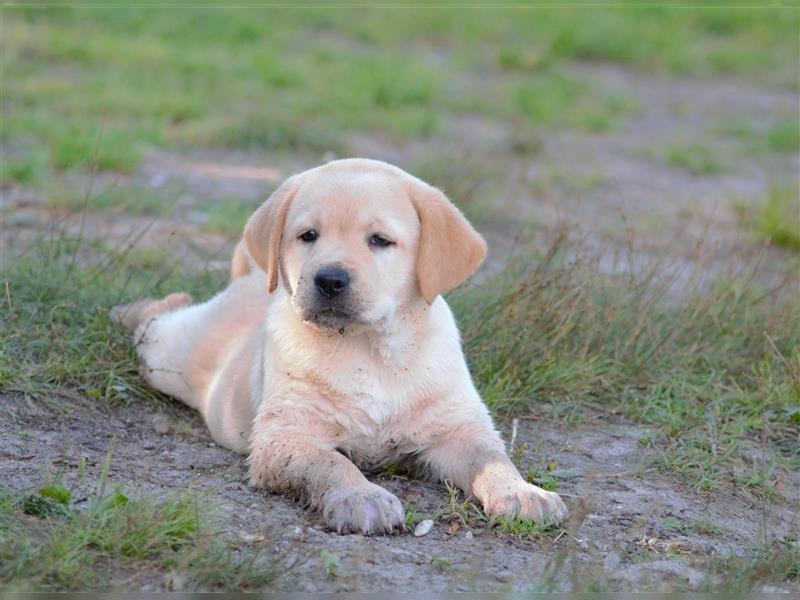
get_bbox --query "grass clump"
[755,186,800,249]
[664,143,726,175]
[0,481,278,591]
[736,185,800,250]
[766,118,800,153]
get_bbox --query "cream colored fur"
[113,158,568,534]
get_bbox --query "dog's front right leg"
[248,417,404,535]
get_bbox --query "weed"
[766,119,800,153]
[200,197,258,237]
[756,186,800,249]
[429,556,453,571]
[320,549,340,579]
[492,515,561,539]
[403,502,425,528]
[664,143,726,175]
[0,481,279,591]
[434,480,486,529]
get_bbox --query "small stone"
[240,533,265,544]
[414,519,434,537]
[465,530,473,540]
[288,525,304,540]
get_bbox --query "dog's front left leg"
[248,418,405,535]
[421,419,569,525]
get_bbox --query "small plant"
[320,549,340,579]
[403,502,426,527]
[429,555,453,571]
[434,480,486,530]
[766,118,800,153]
[664,142,726,175]
[492,515,561,539]
[755,186,800,250]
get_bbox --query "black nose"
[314,266,350,299]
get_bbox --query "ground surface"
[2,5,798,594]
[2,392,796,592]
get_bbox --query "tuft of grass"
[766,119,800,153]
[0,481,279,591]
[739,185,800,250]
[530,166,606,196]
[664,143,726,175]
[200,197,257,237]
[319,549,340,579]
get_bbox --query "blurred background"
[3,5,798,271]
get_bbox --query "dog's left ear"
[243,175,300,293]
[409,180,487,304]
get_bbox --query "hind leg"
[111,292,193,332]
[112,292,199,405]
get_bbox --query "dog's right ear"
[243,175,300,293]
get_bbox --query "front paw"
[482,482,568,524]
[322,484,405,535]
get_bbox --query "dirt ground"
[2,392,796,592]
[2,63,798,592]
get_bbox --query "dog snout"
[314,265,351,299]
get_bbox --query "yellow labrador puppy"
[113,158,567,534]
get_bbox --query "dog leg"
[421,421,568,524]
[110,292,193,331]
[249,420,405,534]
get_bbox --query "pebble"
[465,530,473,540]
[414,519,434,537]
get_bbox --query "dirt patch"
[2,393,796,592]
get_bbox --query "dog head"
[244,158,486,331]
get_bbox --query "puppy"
[112,158,567,534]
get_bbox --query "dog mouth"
[303,307,360,330]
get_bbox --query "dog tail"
[110,293,193,331]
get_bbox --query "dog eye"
[369,234,394,248]
[299,229,318,243]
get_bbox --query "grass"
[735,186,800,250]
[0,468,279,591]
[755,186,800,249]
[449,227,800,495]
[1,221,798,589]
[766,119,800,153]
[3,221,798,495]
[664,143,727,175]
[199,197,259,237]
[0,231,226,405]
[3,5,796,189]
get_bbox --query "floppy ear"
[243,175,299,293]
[409,181,487,304]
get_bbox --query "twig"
[509,418,519,454]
